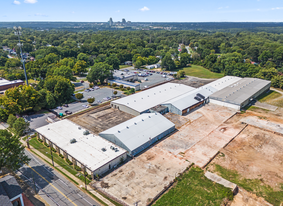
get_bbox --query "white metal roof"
[204,76,242,91]
[111,83,195,113]
[0,78,23,87]
[36,120,127,172]
[99,113,175,151]
[163,86,217,111]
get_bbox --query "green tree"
[113,91,118,95]
[46,91,56,109]
[255,68,278,80]
[5,59,21,68]
[87,62,113,84]
[0,130,30,170]
[73,60,87,75]
[105,54,120,70]
[77,53,89,64]
[87,97,95,104]
[180,53,190,67]
[162,53,176,70]
[134,60,143,69]
[7,114,17,128]
[44,53,59,64]
[54,65,75,81]
[13,118,30,136]
[75,93,83,101]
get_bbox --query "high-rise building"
[109,18,113,26]
[122,18,126,24]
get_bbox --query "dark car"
[63,104,69,107]
[65,110,72,115]
[80,80,84,83]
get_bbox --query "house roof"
[99,113,175,152]
[36,120,127,172]
[0,175,22,204]
[111,83,195,113]
[209,78,271,106]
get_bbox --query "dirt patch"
[93,147,189,206]
[209,125,283,188]
[68,105,134,134]
[171,77,214,88]
[164,112,191,129]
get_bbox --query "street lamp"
[14,26,28,85]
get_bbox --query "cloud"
[34,13,48,17]
[24,0,37,3]
[140,6,149,12]
[271,7,283,10]
[13,0,21,5]
[71,11,75,14]
[218,7,223,10]
[116,10,120,13]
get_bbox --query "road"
[16,150,100,206]
[27,112,51,130]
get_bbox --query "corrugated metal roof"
[209,78,271,106]
[163,86,217,111]
[99,113,175,151]
[111,83,195,113]
[203,76,242,91]
[36,120,127,171]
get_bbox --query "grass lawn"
[154,167,233,206]
[119,65,131,69]
[257,91,281,103]
[214,164,283,206]
[182,65,224,79]
[29,137,91,184]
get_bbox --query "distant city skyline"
[1,0,283,22]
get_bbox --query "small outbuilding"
[99,113,175,156]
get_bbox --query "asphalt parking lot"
[52,87,122,115]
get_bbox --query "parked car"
[162,75,167,78]
[94,86,100,90]
[84,89,90,92]
[57,106,62,110]
[89,88,94,91]
[65,110,72,115]
[103,97,111,101]
[82,105,89,108]
[144,78,148,81]
[97,100,102,104]
[63,104,68,107]
[80,80,84,83]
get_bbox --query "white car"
[57,106,62,110]
[82,105,89,108]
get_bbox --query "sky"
[1,0,283,22]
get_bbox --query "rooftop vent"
[118,130,120,133]
[126,126,129,129]
[70,138,76,144]
[78,127,81,130]
[134,122,137,125]
[101,148,106,152]
[83,130,89,135]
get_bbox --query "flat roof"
[0,78,24,87]
[100,113,175,152]
[209,78,271,106]
[111,83,195,113]
[113,70,137,79]
[36,120,127,172]
[109,79,140,87]
[203,76,242,91]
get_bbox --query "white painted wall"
[209,99,240,110]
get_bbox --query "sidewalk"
[21,139,116,206]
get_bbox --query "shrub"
[75,165,81,171]
[126,87,131,90]
[87,97,95,104]
[113,91,118,95]
[121,88,125,91]
[108,83,111,86]
[66,158,73,165]
[75,93,83,101]
[97,82,101,85]
[130,88,135,94]
[38,138,43,142]
[119,84,124,89]
[87,175,92,180]
[89,83,94,88]
[51,147,56,153]
[112,83,117,87]
[59,154,64,159]
[44,143,49,147]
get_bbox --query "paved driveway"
[52,88,122,115]
[26,112,52,130]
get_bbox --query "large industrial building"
[36,120,127,177]
[209,78,271,110]
[99,113,175,156]
[111,83,195,116]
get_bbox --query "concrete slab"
[254,102,278,111]
[205,171,237,192]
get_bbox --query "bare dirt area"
[231,188,272,206]
[92,146,190,206]
[209,125,283,188]
[68,105,134,134]
[163,112,190,129]
[171,76,214,88]
[157,104,236,157]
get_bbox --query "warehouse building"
[161,76,242,115]
[162,86,216,115]
[209,78,271,110]
[99,113,175,156]
[36,120,127,178]
[111,83,195,116]
[108,79,141,91]
[0,78,24,92]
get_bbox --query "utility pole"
[14,26,28,85]
[26,136,30,149]
[49,143,54,167]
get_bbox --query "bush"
[113,91,118,95]
[126,87,131,90]
[87,175,92,180]
[97,82,101,85]
[59,154,64,159]
[87,97,95,104]
[66,158,73,165]
[75,165,81,171]
[121,88,125,91]
[75,93,83,100]
[130,88,135,93]
[108,83,111,86]
[112,83,117,87]
[119,84,124,89]
[89,83,94,88]
[44,142,49,147]
[38,138,43,142]
[51,147,56,153]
